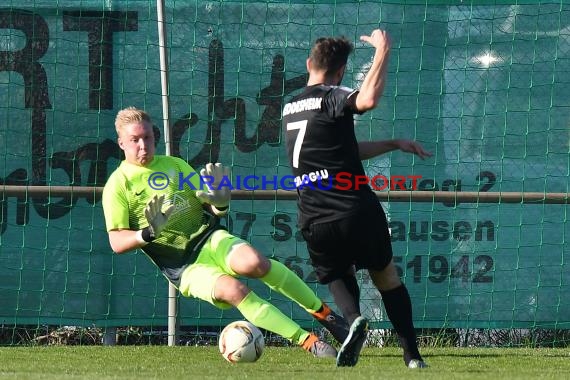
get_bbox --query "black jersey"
[283,84,378,228]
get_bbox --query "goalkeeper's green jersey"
[102,155,218,286]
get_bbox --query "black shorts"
[301,203,393,284]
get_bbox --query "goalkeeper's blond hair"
[114,107,152,135]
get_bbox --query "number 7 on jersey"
[286,120,307,168]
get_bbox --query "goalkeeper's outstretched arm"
[107,194,174,254]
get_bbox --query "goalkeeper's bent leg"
[236,290,309,345]
[259,259,322,313]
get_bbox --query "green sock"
[260,259,322,313]
[236,291,309,345]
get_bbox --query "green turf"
[0,346,569,379]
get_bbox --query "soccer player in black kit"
[283,30,431,368]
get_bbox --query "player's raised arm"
[355,29,392,112]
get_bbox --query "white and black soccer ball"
[218,320,265,363]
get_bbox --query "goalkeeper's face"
[118,121,155,166]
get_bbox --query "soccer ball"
[218,320,265,363]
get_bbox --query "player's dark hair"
[309,36,354,75]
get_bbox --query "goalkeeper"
[102,107,359,363]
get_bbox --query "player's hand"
[196,162,231,208]
[396,140,433,160]
[360,29,391,52]
[144,194,174,238]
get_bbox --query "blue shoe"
[336,316,368,367]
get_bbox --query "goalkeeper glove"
[195,162,231,216]
[137,194,175,244]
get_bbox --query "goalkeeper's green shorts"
[178,229,247,309]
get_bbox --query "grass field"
[1,346,569,379]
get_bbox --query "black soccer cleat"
[336,316,368,367]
